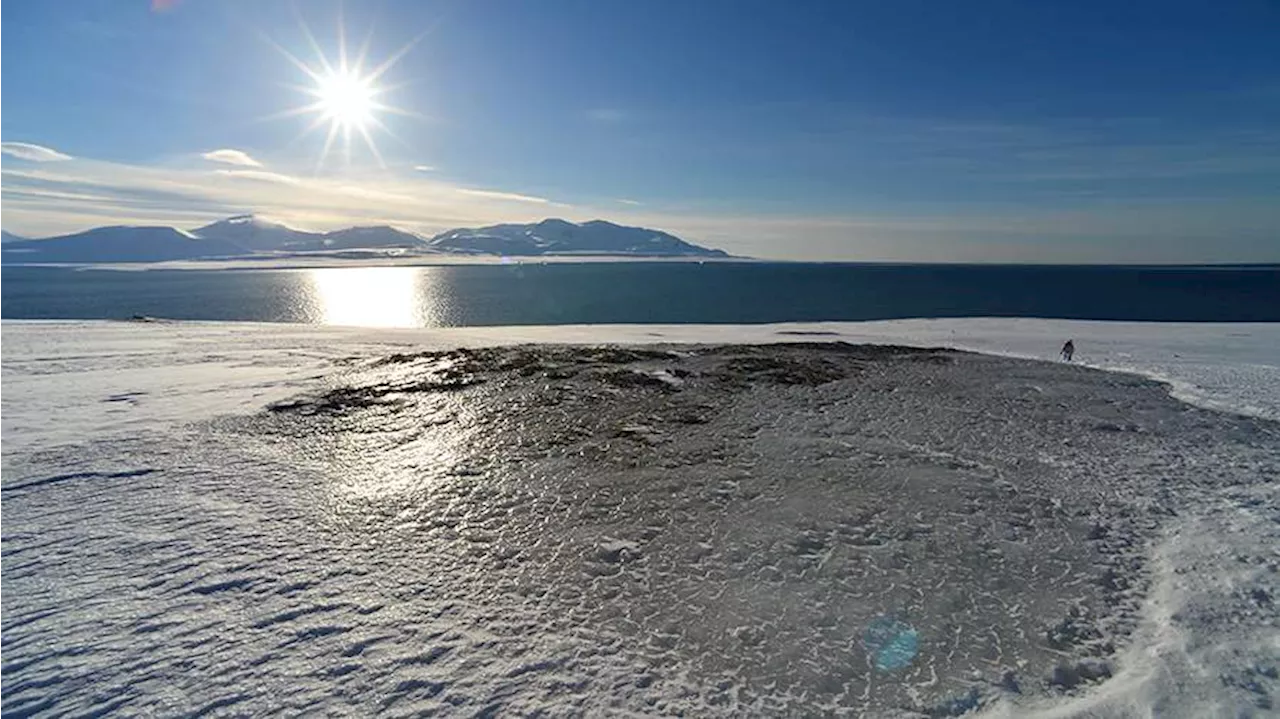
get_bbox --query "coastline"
[0,254,759,272]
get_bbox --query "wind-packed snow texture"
[2,319,1277,717]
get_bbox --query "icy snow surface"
[2,319,1278,717]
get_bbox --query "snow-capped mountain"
[428,218,727,257]
[192,215,323,252]
[1,226,245,263]
[0,216,723,263]
[315,226,427,251]
[193,216,427,252]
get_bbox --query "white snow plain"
[2,318,1278,717]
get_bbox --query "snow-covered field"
[5,319,1278,454]
[2,319,1278,716]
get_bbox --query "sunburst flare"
[262,11,424,170]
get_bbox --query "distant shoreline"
[0,254,757,272]
[4,257,1277,271]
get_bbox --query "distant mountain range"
[189,215,429,253]
[190,215,325,252]
[1,226,245,264]
[0,216,727,263]
[428,218,726,257]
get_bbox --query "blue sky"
[3,0,1279,261]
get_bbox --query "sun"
[314,69,377,130]
[263,14,426,169]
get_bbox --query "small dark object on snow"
[1061,340,1075,362]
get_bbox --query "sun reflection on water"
[307,267,431,327]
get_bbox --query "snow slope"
[2,319,1277,716]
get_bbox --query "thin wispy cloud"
[335,185,415,203]
[213,169,299,185]
[1,152,563,237]
[1,142,74,162]
[201,149,263,167]
[413,165,437,172]
[616,198,642,206]
[456,188,551,204]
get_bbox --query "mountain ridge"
[0,226,244,263]
[192,215,325,252]
[428,218,727,258]
[1,216,727,263]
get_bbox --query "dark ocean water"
[3,263,1278,327]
